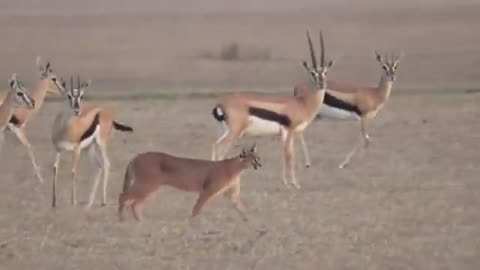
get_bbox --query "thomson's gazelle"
[0,74,35,152]
[0,57,65,182]
[295,52,403,168]
[212,30,335,188]
[51,77,133,209]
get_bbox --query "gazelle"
[0,74,35,152]
[294,52,402,168]
[51,76,133,209]
[0,57,65,183]
[211,30,334,188]
[118,144,262,222]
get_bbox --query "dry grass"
[0,94,479,269]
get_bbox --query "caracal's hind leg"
[10,126,44,183]
[131,196,148,222]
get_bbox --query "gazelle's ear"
[36,56,43,72]
[327,59,335,68]
[60,77,67,89]
[375,51,383,63]
[8,73,17,88]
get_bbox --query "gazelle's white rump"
[244,116,282,136]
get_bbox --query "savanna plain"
[0,1,479,269]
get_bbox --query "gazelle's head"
[302,30,335,90]
[239,143,262,170]
[8,73,35,109]
[36,56,65,95]
[60,76,90,116]
[375,52,403,82]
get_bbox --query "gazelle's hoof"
[291,182,301,189]
[305,164,311,169]
[100,202,107,207]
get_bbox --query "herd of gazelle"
[0,30,402,221]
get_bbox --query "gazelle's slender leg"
[282,129,299,188]
[212,122,230,160]
[52,152,61,208]
[86,144,102,209]
[286,132,300,188]
[99,144,111,206]
[339,117,368,169]
[298,132,311,168]
[0,132,4,153]
[71,146,81,206]
[361,117,370,148]
[281,129,290,187]
[213,127,242,160]
[10,126,43,183]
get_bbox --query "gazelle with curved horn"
[294,52,403,168]
[211,30,335,188]
[51,76,133,209]
[0,74,35,152]
[0,57,65,183]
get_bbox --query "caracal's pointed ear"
[8,73,17,88]
[240,148,247,158]
[250,142,257,153]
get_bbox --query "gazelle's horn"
[306,31,317,70]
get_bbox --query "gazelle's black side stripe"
[9,115,20,126]
[323,92,362,116]
[80,113,100,141]
[248,107,291,127]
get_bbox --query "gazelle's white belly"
[244,116,282,136]
[55,126,100,151]
[317,104,361,121]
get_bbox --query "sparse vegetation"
[199,42,272,62]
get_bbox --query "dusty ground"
[1,1,480,269]
[0,94,479,270]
